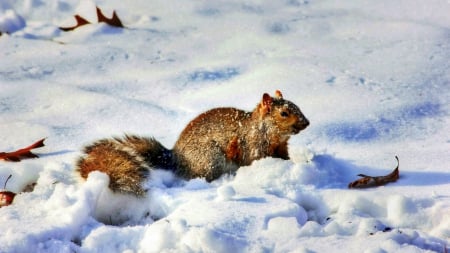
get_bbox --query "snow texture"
[0,0,449,252]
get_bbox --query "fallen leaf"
[60,6,124,32]
[59,15,91,31]
[0,191,15,208]
[96,6,124,28]
[348,156,400,189]
[0,138,46,162]
[0,175,16,208]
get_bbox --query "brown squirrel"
[77,90,309,196]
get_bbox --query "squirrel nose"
[303,118,310,127]
[293,118,309,133]
[300,117,310,129]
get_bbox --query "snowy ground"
[1,0,449,252]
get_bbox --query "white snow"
[1,0,449,252]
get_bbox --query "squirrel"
[76,90,309,196]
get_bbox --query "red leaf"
[348,156,400,189]
[0,175,15,208]
[96,6,124,28]
[59,15,91,31]
[0,191,15,207]
[0,138,46,162]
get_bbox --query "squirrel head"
[255,90,309,135]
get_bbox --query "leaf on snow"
[0,138,46,162]
[96,6,124,28]
[59,15,91,31]
[59,6,124,32]
[348,156,400,189]
[0,175,16,208]
[0,191,15,207]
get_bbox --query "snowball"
[0,9,26,34]
[216,184,236,201]
[184,178,210,190]
[266,216,301,237]
[356,218,388,236]
[82,225,145,252]
[386,195,417,226]
[180,225,247,253]
[299,221,325,237]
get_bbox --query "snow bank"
[3,149,447,252]
[0,0,449,252]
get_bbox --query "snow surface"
[1,0,449,252]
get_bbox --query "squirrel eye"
[280,111,289,117]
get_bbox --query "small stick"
[3,174,12,189]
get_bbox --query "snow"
[0,0,449,252]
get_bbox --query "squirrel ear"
[260,93,273,114]
[275,90,283,99]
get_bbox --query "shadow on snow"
[325,101,443,142]
[309,154,450,189]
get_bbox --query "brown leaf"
[348,156,400,189]
[96,6,124,28]
[59,15,91,31]
[59,6,124,32]
[0,138,46,162]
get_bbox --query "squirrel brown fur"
[77,90,309,196]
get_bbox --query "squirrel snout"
[303,118,310,127]
[293,117,309,133]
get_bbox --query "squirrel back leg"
[226,136,242,162]
[206,140,240,181]
[177,140,239,182]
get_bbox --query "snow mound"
[0,9,25,34]
[2,149,448,252]
[0,0,449,252]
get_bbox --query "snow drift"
[0,0,449,252]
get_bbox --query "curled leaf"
[96,6,124,28]
[0,191,16,207]
[60,6,124,32]
[0,175,16,208]
[0,138,46,162]
[59,15,91,31]
[348,156,399,189]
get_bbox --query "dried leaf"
[22,182,37,193]
[96,6,124,28]
[59,15,91,31]
[60,6,124,32]
[0,138,46,162]
[0,191,15,208]
[0,175,15,208]
[348,156,399,189]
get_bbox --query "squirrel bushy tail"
[77,135,174,196]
